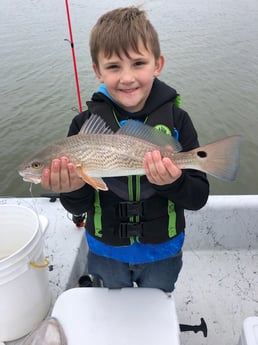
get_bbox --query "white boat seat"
[52,287,180,345]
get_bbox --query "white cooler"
[239,317,258,345]
[52,287,180,345]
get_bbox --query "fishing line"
[28,183,41,216]
[26,183,43,221]
[29,182,34,196]
[28,184,44,224]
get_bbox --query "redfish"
[18,114,242,191]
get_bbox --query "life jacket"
[84,97,183,246]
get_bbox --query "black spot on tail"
[197,150,207,158]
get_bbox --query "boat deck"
[1,195,257,345]
[176,195,258,345]
[176,250,257,344]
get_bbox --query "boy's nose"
[120,69,135,83]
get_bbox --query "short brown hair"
[90,6,161,67]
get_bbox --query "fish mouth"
[19,172,41,184]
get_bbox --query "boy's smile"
[93,41,164,113]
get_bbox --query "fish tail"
[192,135,242,181]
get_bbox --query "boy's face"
[93,41,164,113]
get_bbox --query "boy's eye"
[134,61,146,66]
[106,64,119,70]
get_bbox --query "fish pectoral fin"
[90,177,108,191]
[76,166,108,191]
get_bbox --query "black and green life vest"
[84,98,183,246]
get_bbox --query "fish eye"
[31,161,42,169]
[197,150,207,158]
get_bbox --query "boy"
[41,7,209,292]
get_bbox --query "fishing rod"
[64,0,83,113]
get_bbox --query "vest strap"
[118,201,144,218]
[119,222,144,238]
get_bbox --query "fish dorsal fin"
[117,119,182,152]
[79,114,114,134]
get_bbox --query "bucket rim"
[0,204,41,264]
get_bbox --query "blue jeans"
[87,250,183,292]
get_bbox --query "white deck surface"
[176,195,258,345]
[1,195,257,345]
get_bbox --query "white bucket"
[0,204,51,342]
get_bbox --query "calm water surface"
[1,0,258,197]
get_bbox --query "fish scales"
[61,133,161,176]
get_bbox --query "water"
[1,0,258,197]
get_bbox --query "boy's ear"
[153,55,165,77]
[92,64,104,82]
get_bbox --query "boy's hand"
[143,150,182,185]
[41,157,85,193]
